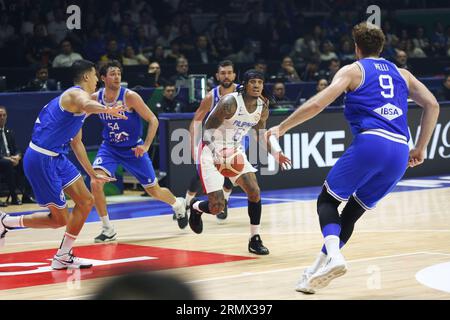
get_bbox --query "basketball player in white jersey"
[189,69,291,254]
[187,60,239,223]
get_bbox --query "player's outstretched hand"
[132,144,150,158]
[408,148,425,167]
[92,173,117,183]
[276,152,292,171]
[105,105,128,120]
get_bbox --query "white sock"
[57,232,76,256]
[307,252,327,274]
[223,189,232,201]
[100,215,113,231]
[171,197,182,209]
[324,235,341,258]
[3,215,24,228]
[185,192,195,206]
[250,224,260,238]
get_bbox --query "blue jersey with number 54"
[97,87,143,148]
[344,57,409,140]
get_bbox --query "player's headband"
[242,69,264,83]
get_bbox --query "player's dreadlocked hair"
[239,69,275,107]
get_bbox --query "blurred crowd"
[0,0,449,95]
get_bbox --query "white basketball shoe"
[51,250,93,270]
[308,253,347,290]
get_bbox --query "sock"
[2,215,24,229]
[171,197,182,209]
[185,192,195,206]
[57,232,77,256]
[321,240,346,255]
[248,200,261,225]
[223,189,232,201]
[193,201,210,213]
[100,215,113,231]
[250,224,260,238]
[324,235,341,258]
[307,251,327,274]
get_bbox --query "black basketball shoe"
[248,234,269,255]
[216,200,228,224]
[189,198,203,234]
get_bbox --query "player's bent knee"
[77,194,95,210]
[247,187,261,202]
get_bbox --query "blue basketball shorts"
[324,131,409,210]
[93,143,157,188]
[23,147,81,209]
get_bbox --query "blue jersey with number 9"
[344,58,409,140]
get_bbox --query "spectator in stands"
[100,39,123,64]
[0,12,15,49]
[122,45,149,66]
[271,82,294,109]
[431,21,446,56]
[165,40,183,65]
[0,106,35,206]
[22,65,57,91]
[169,57,190,85]
[47,9,67,45]
[435,74,450,101]
[339,39,355,61]
[52,40,83,68]
[175,23,196,57]
[83,28,106,63]
[146,61,168,88]
[395,50,412,71]
[156,24,176,48]
[211,26,234,59]
[135,26,153,59]
[189,35,217,64]
[230,42,256,63]
[153,83,186,113]
[406,39,427,58]
[412,26,430,55]
[274,56,301,82]
[254,59,268,81]
[327,58,340,81]
[25,23,56,67]
[316,78,329,93]
[320,40,338,62]
[20,11,39,38]
[301,57,321,82]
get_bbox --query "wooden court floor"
[0,187,449,300]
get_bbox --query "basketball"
[214,147,245,177]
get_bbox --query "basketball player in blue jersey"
[0,60,127,269]
[90,61,187,243]
[266,22,439,293]
[187,60,239,223]
[189,70,291,255]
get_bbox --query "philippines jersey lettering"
[205,92,263,149]
[31,86,87,154]
[344,57,409,140]
[97,87,143,147]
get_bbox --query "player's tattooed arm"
[203,95,237,151]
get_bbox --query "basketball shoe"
[174,197,188,229]
[94,227,117,243]
[188,198,203,234]
[248,234,269,255]
[308,253,347,290]
[295,253,327,294]
[0,211,8,247]
[51,249,93,270]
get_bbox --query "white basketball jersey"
[206,92,263,149]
